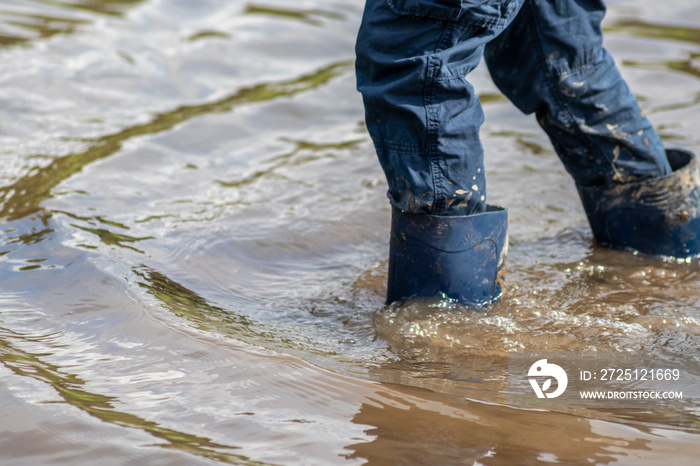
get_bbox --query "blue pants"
[355,0,672,216]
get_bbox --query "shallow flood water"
[1,0,700,464]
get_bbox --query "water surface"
[1,0,700,464]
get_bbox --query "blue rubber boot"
[577,149,700,258]
[386,206,509,306]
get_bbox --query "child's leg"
[486,0,700,257]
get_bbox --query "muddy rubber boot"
[577,149,700,258]
[386,206,509,306]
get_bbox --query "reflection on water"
[187,30,231,42]
[36,0,148,17]
[0,0,147,47]
[606,19,700,46]
[0,327,254,464]
[0,10,84,46]
[607,19,700,111]
[217,139,362,189]
[135,266,281,347]
[626,58,700,81]
[1,0,700,464]
[0,60,352,221]
[244,4,346,26]
[346,381,700,465]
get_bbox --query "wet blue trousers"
[355,0,672,216]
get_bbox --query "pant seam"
[424,21,456,215]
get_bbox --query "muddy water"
[1,0,700,464]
